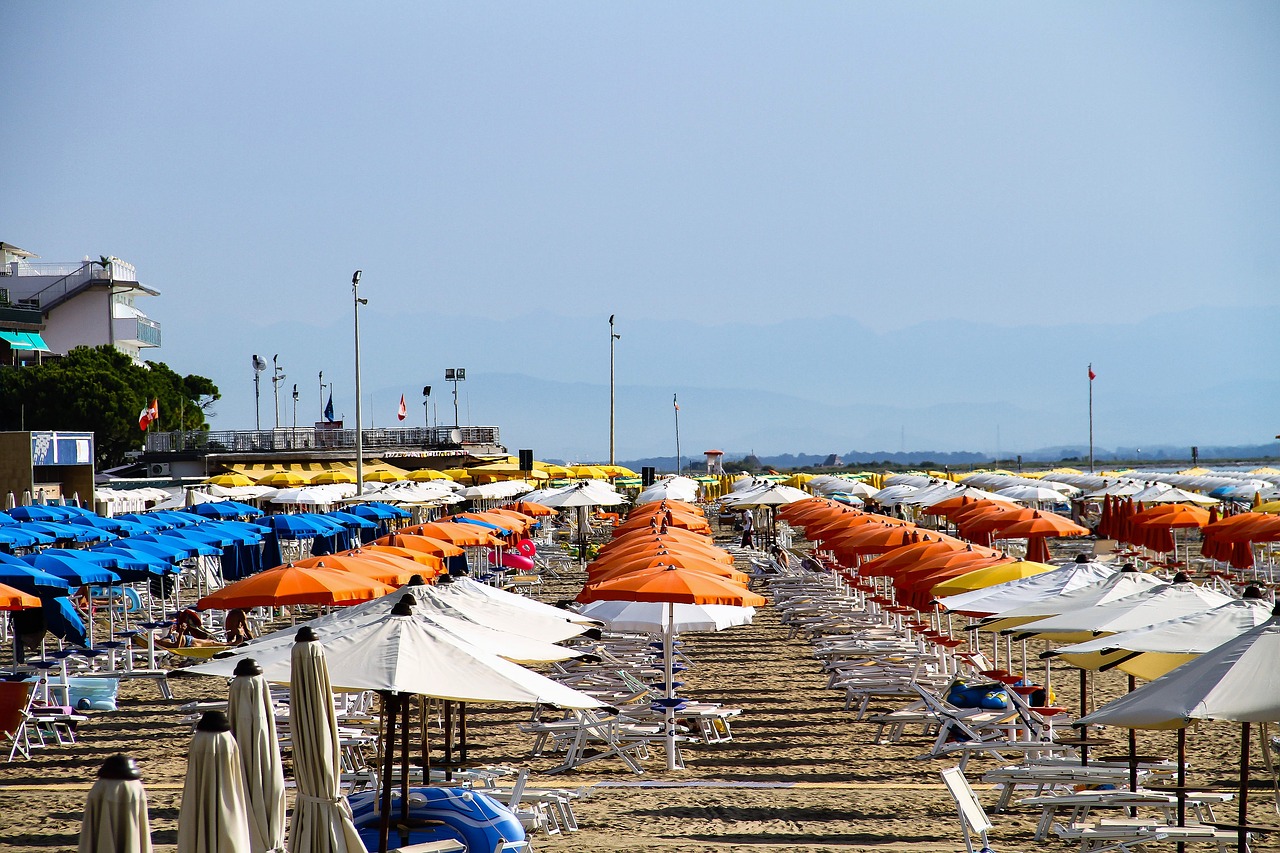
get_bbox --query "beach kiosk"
[704,449,725,476]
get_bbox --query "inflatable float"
[348,786,526,852]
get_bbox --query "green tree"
[0,346,220,466]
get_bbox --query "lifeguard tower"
[704,449,725,476]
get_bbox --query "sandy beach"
[1,531,1275,852]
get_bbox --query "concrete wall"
[43,289,112,355]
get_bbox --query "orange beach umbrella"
[197,565,392,609]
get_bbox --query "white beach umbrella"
[577,600,755,632]
[1080,610,1280,728]
[809,476,879,499]
[1048,596,1275,678]
[216,610,603,708]
[995,485,1073,504]
[287,635,365,853]
[978,568,1165,632]
[228,661,286,853]
[79,755,153,853]
[191,587,584,673]
[721,483,811,507]
[1010,578,1234,640]
[635,476,700,505]
[1129,484,1219,505]
[447,575,600,625]
[867,484,920,506]
[934,560,1119,617]
[179,711,253,853]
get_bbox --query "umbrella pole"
[378,692,397,853]
[419,696,431,786]
[1128,675,1138,794]
[1238,722,1250,853]
[444,701,453,781]
[665,601,679,771]
[459,703,467,766]
[1079,668,1090,766]
[400,693,411,824]
[1177,727,1187,837]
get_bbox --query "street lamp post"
[609,314,620,466]
[271,355,286,429]
[252,354,266,430]
[353,270,366,491]
[318,371,325,422]
[422,385,431,431]
[445,368,465,428]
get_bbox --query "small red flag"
[397,394,407,421]
[1088,366,1096,381]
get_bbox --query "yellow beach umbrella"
[1254,499,1280,514]
[363,469,405,483]
[930,560,1057,598]
[406,469,453,482]
[310,469,357,485]
[255,470,309,487]
[569,465,607,479]
[205,472,255,487]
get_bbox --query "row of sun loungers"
[768,551,1249,852]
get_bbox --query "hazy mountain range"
[176,303,1280,463]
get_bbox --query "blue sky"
[3,3,1278,461]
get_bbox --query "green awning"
[0,331,51,352]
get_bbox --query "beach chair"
[0,680,36,761]
[941,766,996,853]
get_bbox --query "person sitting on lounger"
[174,607,215,641]
[224,608,253,644]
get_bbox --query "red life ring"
[516,538,537,557]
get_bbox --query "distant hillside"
[618,441,1280,473]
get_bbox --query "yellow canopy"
[930,560,1057,598]
[310,469,356,485]
[406,469,453,482]
[204,472,255,487]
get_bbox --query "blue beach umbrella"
[117,513,174,531]
[189,501,263,519]
[70,514,152,536]
[22,553,122,586]
[0,510,17,525]
[254,514,330,538]
[323,511,378,530]
[152,510,205,528]
[0,526,56,548]
[0,553,71,595]
[91,546,175,578]
[133,533,218,558]
[112,539,190,565]
[40,549,119,569]
[196,521,264,545]
[8,505,71,522]
[20,521,114,543]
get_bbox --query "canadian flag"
[397,394,407,421]
[138,397,159,431]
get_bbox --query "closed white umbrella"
[287,633,366,853]
[179,711,253,853]
[228,660,287,853]
[79,755,152,853]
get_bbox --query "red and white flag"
[138,397,159,431]
[397,394,407,421]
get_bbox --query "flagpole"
[673,394,682,476]
[1088,363,1094,474]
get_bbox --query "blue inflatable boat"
[348,786,527,852]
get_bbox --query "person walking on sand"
[740,509,754,548]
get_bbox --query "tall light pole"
[271,355,286,428]
[318,370,325,422]
[609,314,620,466]
[291,383,299,445]
[353,270,366,491]
[673,393,682,475]
[252,354,266,430]
[422,385,431,429]
[446,368,465,427]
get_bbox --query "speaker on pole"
[518,449,534,473]
[641,466,656,487]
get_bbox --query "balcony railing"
[144,425,502,454]
[113,315,162,347]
